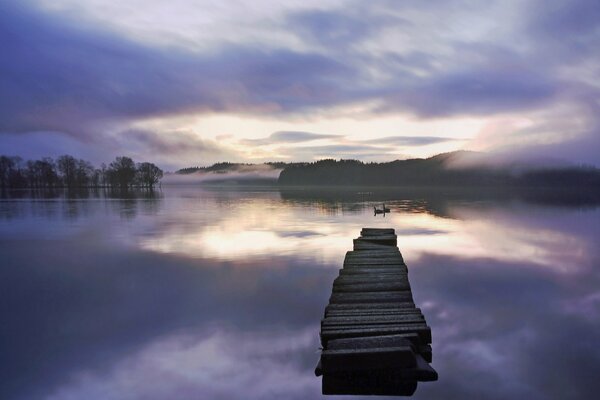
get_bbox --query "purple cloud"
[1,0,599,165]
[240,131,340,145]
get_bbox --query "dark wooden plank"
[419,344,433,363]
[325,309,422,318]
[332,281,411,292]
[333,275,410,284]
[346,249,401,256]
[322,322,427,332]
[325,308,421,318]
[354,242,397,251]
[321,346,416,373]
[341,266,406,272]
[322,315,425,326]
[329,291,413,304]
[342,263,407,270]
[354,236,397,246]
[361,228,395,236]
[343,264,405,270]
[325,302,416,311]
[345,258,403,263]
[320,324,432,345]
[414,354,438,381]
[327,333,421,350]
[323,375,417,396]
[345,253,403,259]
[339,267,408,275]
[346,250,402,257]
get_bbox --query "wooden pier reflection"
[315,228,438,396]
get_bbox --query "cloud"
[378,60,559,117]
[240,131,340,145]
[285,8,388,48]
[279,143,402,161]
[1,0,600,165]
[363,135,460,146]
[118,129,228,157]
[0,235,332,399]
[0,2,357,136]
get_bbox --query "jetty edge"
[315,227,438,396]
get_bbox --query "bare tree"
[108,156,137,189]
[57,155,78,187]
[136,162,163,188]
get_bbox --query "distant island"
[171,151,600,190]
[277,151,600,189]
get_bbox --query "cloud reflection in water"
[1,187,599,399]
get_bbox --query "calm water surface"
[1,187,599,399]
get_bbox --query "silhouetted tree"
[57,155,78,188]
[24,158,59,188]
[5,156,27,188]
[1,154,164,189]
[136,162,163,188]
[108,156,137,189]
[74,159,94,187]
[0,156,15,188]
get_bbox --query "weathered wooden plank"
[322,314,425,326]
[325,309,422,318]
[327,333,421,350]
[344,259,404,264]
[361,228,395,236]
[339,267,408,275]
[343,264,408,276]
[344,263,405,270]
[321,324,432,345]
[324,313,423,322]
[332,281,411,292]
[333,275,410,284]
[321,346,416,373]
[413,354,438,381]
[323,374,417,396]
[324,307,422,317]
[345,253,402,260]
[354,236,397,246]
[329,291,413,304]
[326,306,420,313]
[343,264,407,271]
[344,259,405,265]
[325,302,416,311]
[325,309,421,318]
[354,242,397,251]
[346,249,401,256]
[322,322,427,333]
[418,344,432,363]
[345,253,403,259]
[357,234,396,240]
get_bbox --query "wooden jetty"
[315,228,437,396]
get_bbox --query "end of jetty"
[315,228,438,396]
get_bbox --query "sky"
[0,0,599,169]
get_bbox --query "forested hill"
[277,152,600,188]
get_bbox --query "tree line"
[0,155,163,189]
[278,154,600,189]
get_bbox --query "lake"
[1,186,599,400]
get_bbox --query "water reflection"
[1,187,599,399]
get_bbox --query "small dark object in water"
[374,203,391,215]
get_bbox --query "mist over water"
[1,187,599,399]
